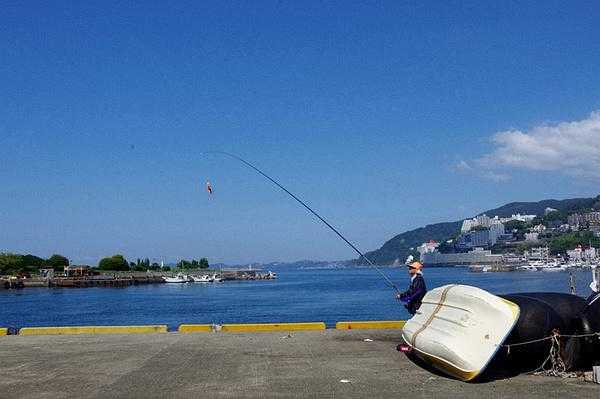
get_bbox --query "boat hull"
[402,288,600,381]
[401,285,520,381]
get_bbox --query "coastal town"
[416,208,600,272]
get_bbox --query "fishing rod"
[202,151,401,293]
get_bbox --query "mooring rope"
[501,330,600,378]
[502,331,600,350]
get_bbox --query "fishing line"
[201,151,401,293]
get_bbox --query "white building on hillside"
[461,214,503,232]
[525,232,539,241]
[501,213,537,223]
[417,240,440,258]
[489,220,505,244]
[567,246,597,261]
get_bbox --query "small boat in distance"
[191,275,212,283]
[162,273,190,283]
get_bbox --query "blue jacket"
[400,274,427,315]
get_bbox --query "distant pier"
[1,269,276,289]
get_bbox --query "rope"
[501,331,600,349]
[501,330,600,379]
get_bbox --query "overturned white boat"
[401,284,520,381]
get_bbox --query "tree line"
[1,252,210,275]
[97,255,209,271]
[0,253,69,275]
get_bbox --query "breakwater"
[1,270,275,289]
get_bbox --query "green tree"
[98,255,130,271]
[177,259,192,269]
[549,231,600,255]
[0,253,24,275]
[199,258,209,269]
[46,254,69,271]
[22,254,46,268]
[148,262,161,271]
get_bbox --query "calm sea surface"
[0,266,595,330]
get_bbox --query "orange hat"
[408,261,423,271]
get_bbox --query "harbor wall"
[2,321,407,336]
[1,270,275,289]
[19,325,168,335]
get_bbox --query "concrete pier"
[1,330,597,398]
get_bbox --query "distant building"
[531,224,546,233]
[525,232,539,242]
[568,212,600,228]
[501,213,537,223]
[64,265,93,277]
[39,269,54,278]
[456,220,505,250]
[544,207,558,215]
[489,220,506,243]
[524,246,549,261]
[421,247,503,265]
[558,224,571,233]
[461,213,537,233]
[417,240,440,257]
[567,246,597,261]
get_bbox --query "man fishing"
[396,261,427,315]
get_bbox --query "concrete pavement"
[0,330,598,398]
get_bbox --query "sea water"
[0,266,594,330]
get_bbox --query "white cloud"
[454,160,472,171]
[453,159,510,182]
[473,111,600,180]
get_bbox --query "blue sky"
[2,1,600,265]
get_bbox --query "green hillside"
[356,195,600,265]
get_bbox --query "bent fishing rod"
[202,151,401,293]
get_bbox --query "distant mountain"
[355,195,600,265]
[478,196,600,218]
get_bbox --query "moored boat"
[401,285,520,381]
[401,273,600,381]
[162,273,190,283]
[191,274,212,283]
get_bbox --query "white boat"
[517,265,538,271]
[191,275,212,283]
[591,266,599,293]
[162,273,190,283]
[541,266,567,272]
[211,274,223,282]
[401,284,520,381]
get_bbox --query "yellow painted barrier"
[221,322,326,332]
[19,325,168,335]
[335,320,406,330]
[178,324,213,333]
[0,328,7,336]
